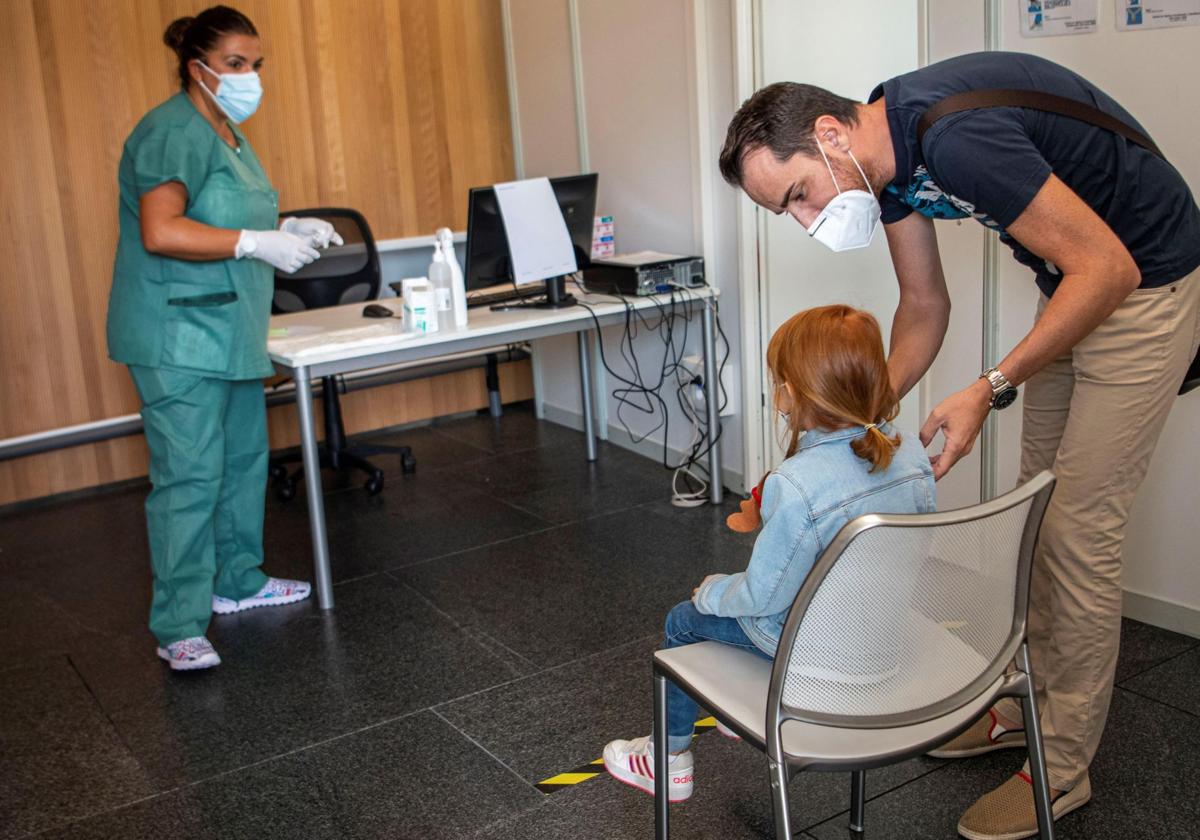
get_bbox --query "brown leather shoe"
[928,709,1026,758]
[958,772,1091,840]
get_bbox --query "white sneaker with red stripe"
[603,735,694,801]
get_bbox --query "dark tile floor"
[1,403,1197,839]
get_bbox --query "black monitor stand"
[534,275,576,309]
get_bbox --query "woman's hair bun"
[163,17,195,54]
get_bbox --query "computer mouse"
[362,304,394,318]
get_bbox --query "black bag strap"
[916,89,1165,160]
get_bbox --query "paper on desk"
[269,324,321,339]
[493,177,577,286]
[269,323,414,358]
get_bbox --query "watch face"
[993,387,1018,410]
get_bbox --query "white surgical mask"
[806,134,880,252]
[197,61,263,124]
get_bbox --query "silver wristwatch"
[981,367,1018,410]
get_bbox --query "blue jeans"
[661,601,772,753]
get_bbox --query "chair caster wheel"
[269,463,289,482]
[401,454,417,474]
[365,473,384,495]
[277,479,297,502]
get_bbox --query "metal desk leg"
[701,304,723,504]
[485,352,503,418]
[578,330,598,462]
[294,365,334,609]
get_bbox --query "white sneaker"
[603,735,694,801]
[212,577,311,614]
[156,636,221,671]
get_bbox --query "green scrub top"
[107,92,279,379]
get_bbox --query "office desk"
[269,286,723,609]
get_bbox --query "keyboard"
[466,288,546,308]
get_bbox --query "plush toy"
[726,472,769,533]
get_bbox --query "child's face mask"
[775,382,797,421]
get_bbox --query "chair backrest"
[272,207,381,314]
[765,471,1055,737]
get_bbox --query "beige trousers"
[997,268,1200,790]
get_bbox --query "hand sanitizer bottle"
[437,227,468,328]
[427,238,453,330]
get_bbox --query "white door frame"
[731,0,769,490]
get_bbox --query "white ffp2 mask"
[805,135,880,252]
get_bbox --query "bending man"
[719,51,1200,840]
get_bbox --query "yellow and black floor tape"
[534,716,721,795]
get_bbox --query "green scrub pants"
[129,366,270,646]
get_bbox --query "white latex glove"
[279,217,344,249]
[236,229,320,274]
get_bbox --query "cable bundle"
[570,279,730,508]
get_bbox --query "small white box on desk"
[400,277,438,334]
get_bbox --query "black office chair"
[269,207,416,499]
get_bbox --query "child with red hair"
[604,304,936,800]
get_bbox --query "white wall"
[506,0,745,489]
[506,0,580,178]
[755,0,922,468]
[924,0,1200,633]
[920,0,987,510]
[693,0,746,486]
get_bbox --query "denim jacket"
[694,423,936,656]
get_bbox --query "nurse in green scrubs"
[107,6,338,671]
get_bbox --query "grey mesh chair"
[652,471,1057,840]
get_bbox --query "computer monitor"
[465,173,598,307]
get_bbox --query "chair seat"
[654,641,1006,771]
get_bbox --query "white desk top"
[268,285,717,371]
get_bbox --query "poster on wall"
[1117,0,1200,29]
[1020,0,1099,37]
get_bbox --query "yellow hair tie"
[864,422,877,432]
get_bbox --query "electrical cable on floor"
[670,380,710,508]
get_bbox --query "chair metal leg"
[849,770,866,833]
[768,757,793,840]
[654,671,670,840]
[1018,645,1056,840]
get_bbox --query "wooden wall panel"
[0,1,515,506]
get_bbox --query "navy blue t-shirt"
[872,52,1200,297]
